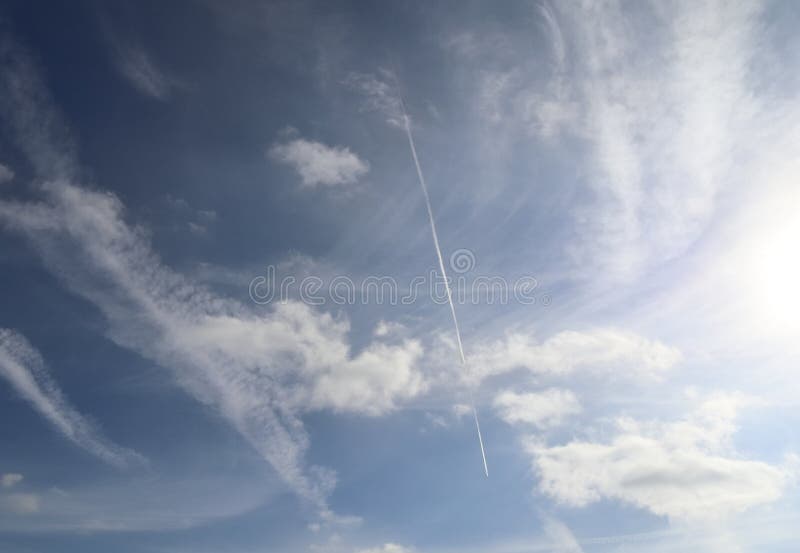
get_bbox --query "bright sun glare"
[753,218,800,333]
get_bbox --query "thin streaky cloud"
[116,44,173,100]
[0,329,144,469]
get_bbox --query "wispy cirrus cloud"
[540,514,584,553]
[269,136,369,189]
[0,36,423,514]
[0,329,144,469]
[0,180,426,511]
[0,162,13,184]
[443,1,794,282]
[344,70,404,128]
[115,43,174,100]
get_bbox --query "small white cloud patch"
[494,389,580,429]
[1,473,23,488]
[270,138,369,188]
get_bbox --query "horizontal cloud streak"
[466,328,680,384]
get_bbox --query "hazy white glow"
[754,218,800,333]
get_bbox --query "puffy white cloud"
[526,393,793,521]
[270,138,369,188]
[493,389,580,429]
[0,329,144,468]
[0,473,23,488]
[468,328,681,383]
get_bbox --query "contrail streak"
[399,99,489,477]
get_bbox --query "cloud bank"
[527,394,794,521]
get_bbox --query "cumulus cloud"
[0,329,144,468]
[270,138,369,188]
[1,473,23,488]
[0,162,13,184]
[493,389,580,429]
[527,393,794,521]
[467,328,681,384]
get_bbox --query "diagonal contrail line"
[398,98,489,477]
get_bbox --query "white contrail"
[399,99,489,477]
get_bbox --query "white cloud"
[0,41,428,511]
[467,328,680,384]
[345,70,404,128]
[270,138,369,188]
[493,389,580,429]
[548,1,779,281]
[356,544,415,553]
[0,493,39,514]
[540,514,584,553]
[0,163,13,184]
[0,329,144,469]
[444,2,788,282]
[0,181,425,509]
[526,393,793,521]
[1,473,23,488]
[116,44,173,100]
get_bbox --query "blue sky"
[1,1,799,552]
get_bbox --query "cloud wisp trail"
[0,329,144,469]
[398,97,489,477]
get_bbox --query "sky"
[0,1,799,552]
